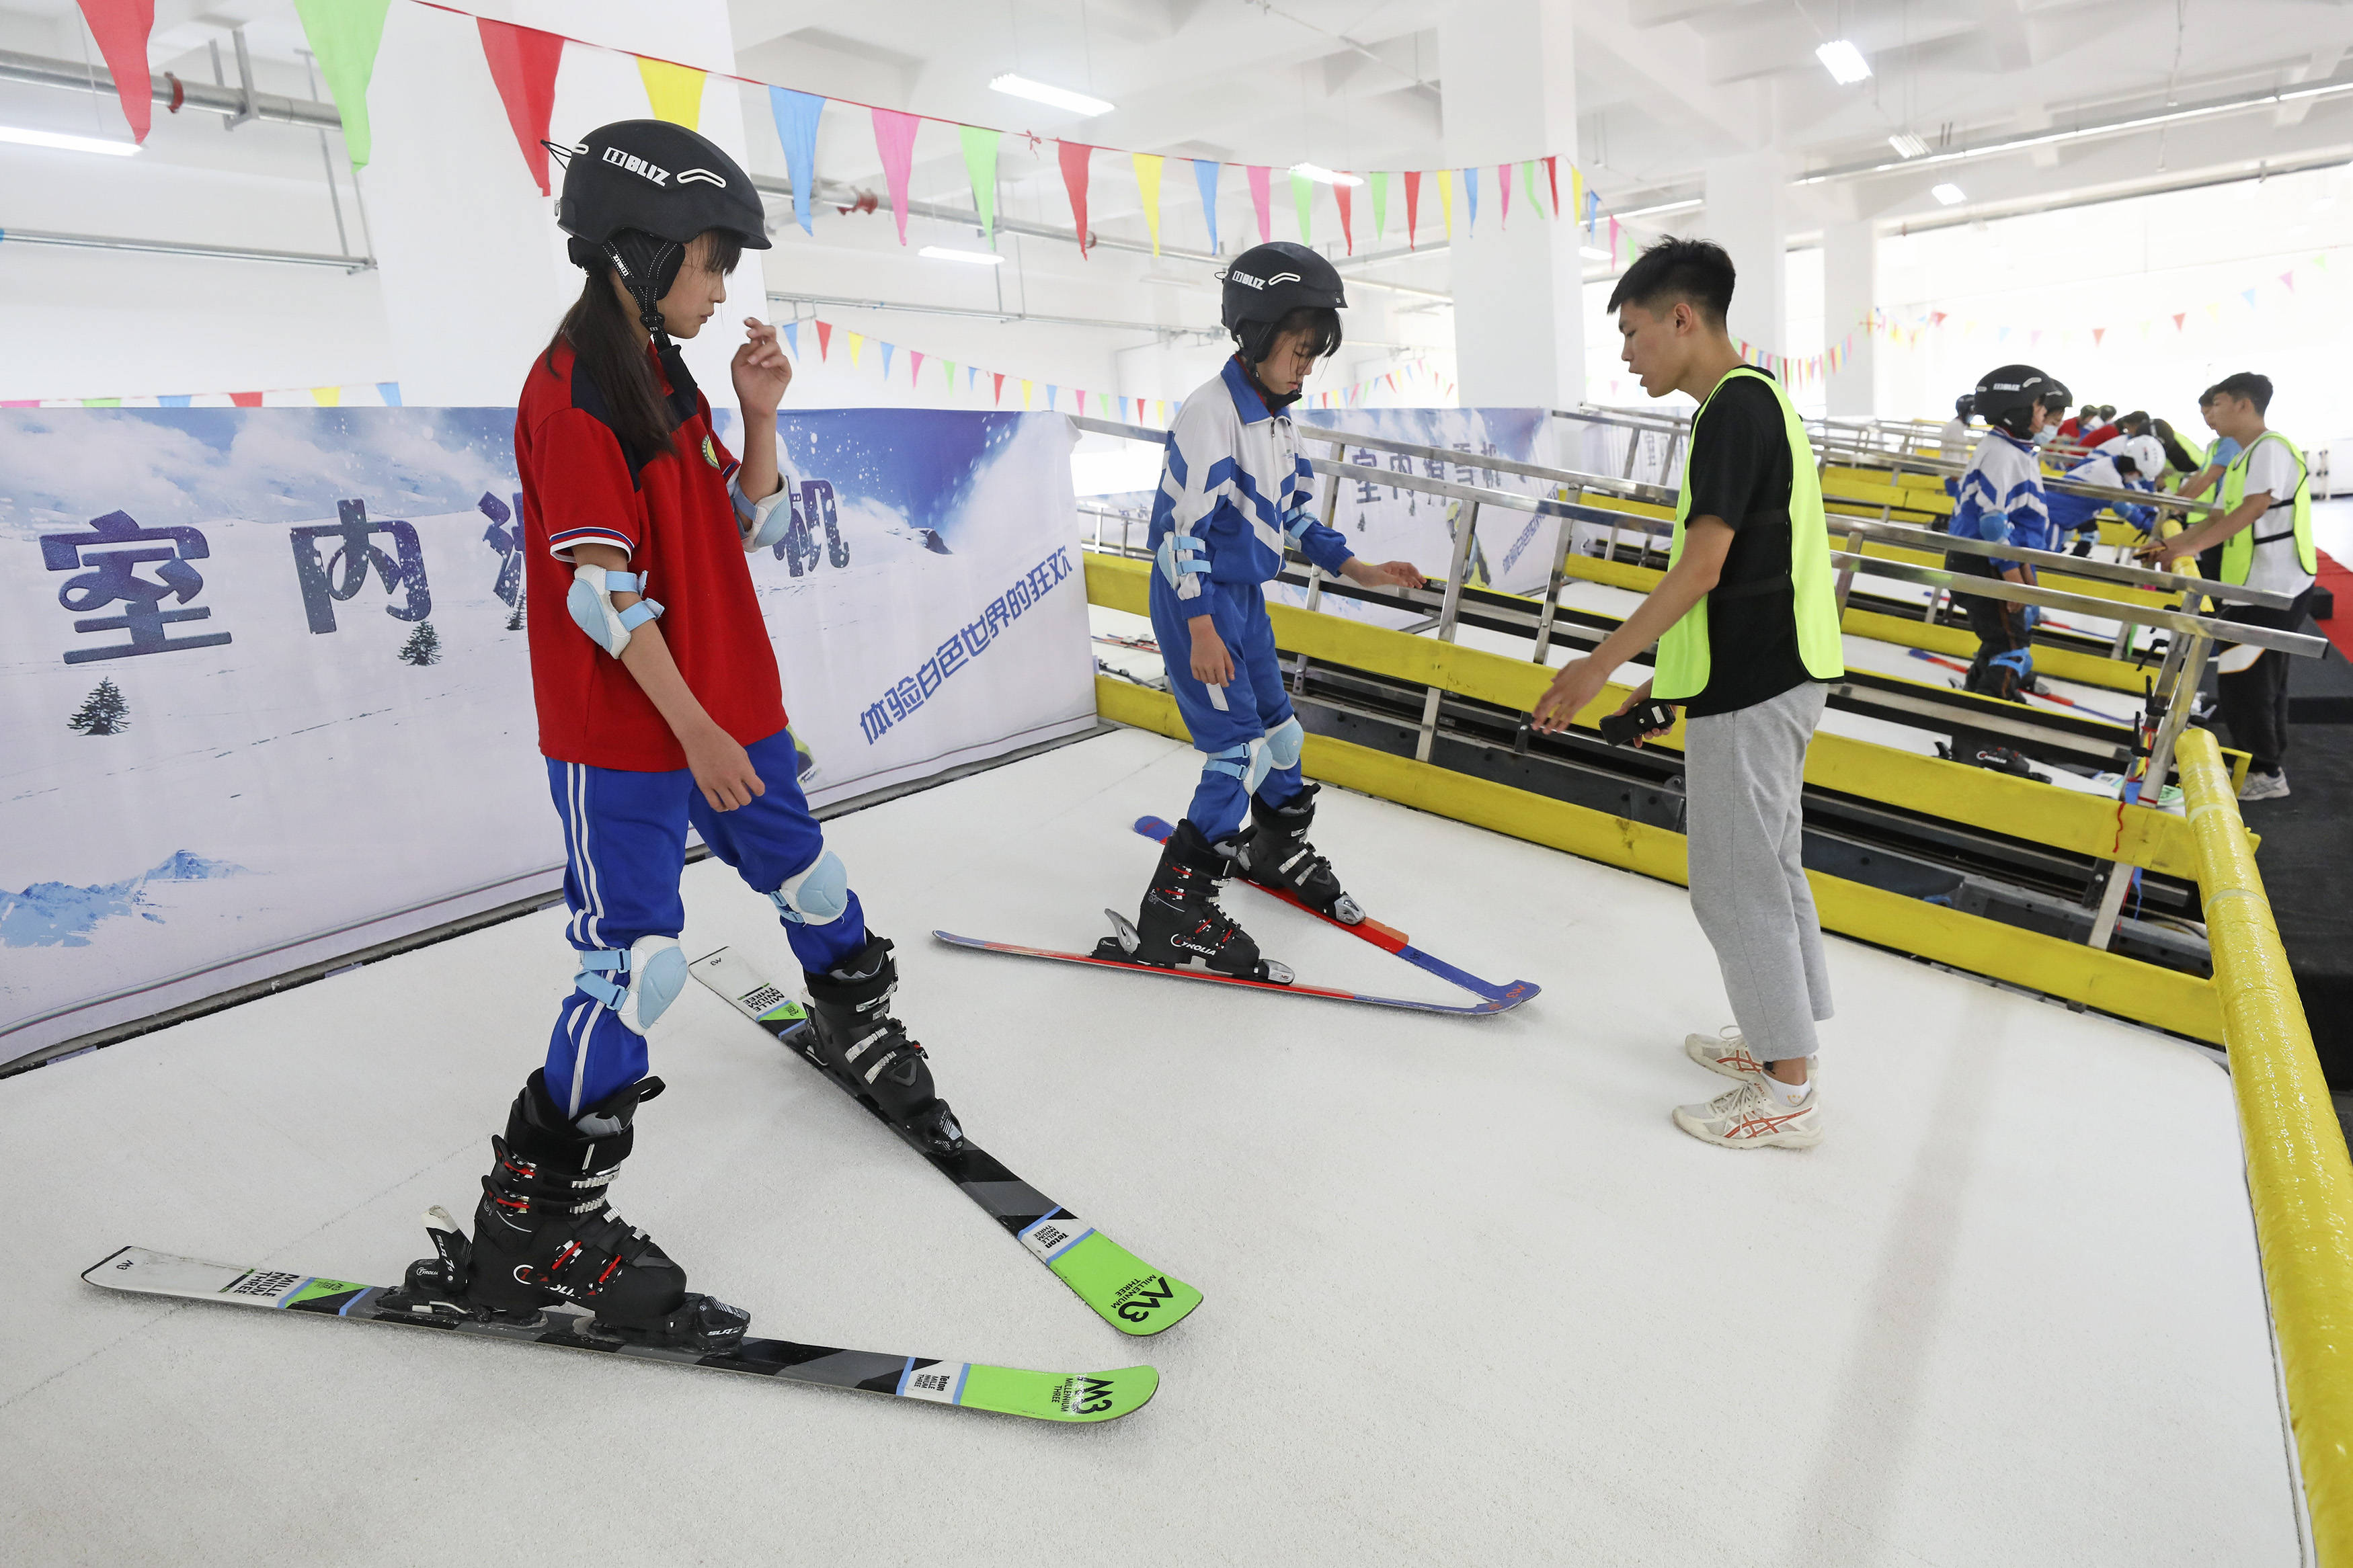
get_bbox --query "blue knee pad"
[1264,716,1304,771]
[1205,739,1273,796]
[1990,647,2034,684]
[573,935,688,1037]
[770,849,850,925]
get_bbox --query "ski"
[689,947,1201,1339]
[82,1245,1155,1424]
[930,929,1527,1017]
[1904,648,2134,725]
[1131,816,1539,1006]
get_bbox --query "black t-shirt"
[1673,373,1819,718]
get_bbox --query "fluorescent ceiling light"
[989,74,1113,117]
[1930,182,1966,206]
[1579,246,1610,261]
[920,245,1004,265]
[0,124,138,157]
[1816,40,1872,85]
[1291,163,1365,187]
[1888,132,1929,159]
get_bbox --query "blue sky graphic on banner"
[0,409,1090,1063]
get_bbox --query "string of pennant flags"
[63,0,1616,259]
[2,383,403,409]
[1868,251,2335,352]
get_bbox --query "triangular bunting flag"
[909,349,924,383]
[847,331,864,366]
[815,320,833,358]
[768,89,824,234]
[231,391,262,408]
[1248,165,1273,243]
[476,19,565,194]
[2171,313,2186,331]
[1334,176,1354,253]
[1404,169,1421,247]
[1523,158,1541,217]
[943,360,956,387]
[2092,327,2106,345]
[1464,166,1479,232]
[782,321,799,357]
[635,55,705,130]
[1020,379,1033,409]
[960,125,999,242]
[81,397,122,408]
[1497,163,1510,228]
[289,0,393,166]
[1045,384,1058,411]
[311,386,341,407]
[1545,156,1560,217]
[879,342,894,378]
[1437,169,1453,239]
[1133,153,1164,255]
[75,0,155,143]
[2281,271,2296,291]
[1192,159,1222,253]
[1369,171,1388,239]
[1291,169,1314,243]
[376,382,401,406]
[993,372,1006,405]
[1058,141,1094,255]
[160,394,192,407]
[2239,288,2256,307]
[872,109,920,243]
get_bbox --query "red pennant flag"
[815,321,833,359]
[2092,327,2106,345]
[1403,170,1422,248]
[1930,311,1947,325]
[910,349,925,384]
[2171,312,2186,331]
[1335,177,1355,253]
[992,372,1006,405]
[230,391,262,407]
[75,0,155,143]
[477,19,565,196]
[1058,141,1094,255]
[1544,155,1560,217]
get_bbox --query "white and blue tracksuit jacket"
[2046,454,2157,539]
[1147,358,1357,839]
[1949,430,2053,574]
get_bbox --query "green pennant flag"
[1291,169,1313,243]
[1369,171,1388,239]
[943,359,957,387]
[1523,159,1542,216]
[959,125,999,242]
[292,0,395,167]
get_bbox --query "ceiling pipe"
[0,226,372,271]
[0,46,340,131]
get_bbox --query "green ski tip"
[959,1363,1159,1423]
[1047,1232,1204,1337]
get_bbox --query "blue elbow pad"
[1975,510,2009,544]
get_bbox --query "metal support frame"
[1531,511,1575,663]
[1416,501,1481,763]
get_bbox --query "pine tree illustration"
[397,621,442,666]
[504,581,525,631]
[67,676,130,735]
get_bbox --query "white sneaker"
[2239,770,2290,802]
[1685,1026,1764,1079]
[1673,1078,1823,1150]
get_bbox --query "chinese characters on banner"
[41,511,235,664]
[856,545,1076,745]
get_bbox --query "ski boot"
[384,1070,749,1350]
[1099,817,1291,983]
[801,934,963,1153]
[1227,782,1363,925]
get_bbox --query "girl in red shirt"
[403,122,957,1349]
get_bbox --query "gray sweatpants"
[1682,680,1833,1064]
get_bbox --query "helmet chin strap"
[604,237,684,348]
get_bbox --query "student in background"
[2138,372,2314,800]
[2046,436,2161,551]
[1939,393,1976,462]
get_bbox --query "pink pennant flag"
[2282,271,2297,291]
[2173,313,2186,331]
[77,0,156,142]
[1059,141,1094,255]
[871,108,920,243]
[2092,327,2106,345]
[1247,165,1273,243]
[910,349,925,383]
[1497,163,1511,228]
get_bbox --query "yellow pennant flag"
[1156,400,1167,425]
[1021,378,1033,409]
[637,56,707,130]
[311,386,342,407]
[847,331,865,366]
[1570,165,1585,231]
[1132,153,1164,256]
[1437,169,1453,239]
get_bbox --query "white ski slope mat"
[0,729,2299,1566]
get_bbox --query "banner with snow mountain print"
[0,407,1091,1062]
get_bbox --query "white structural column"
[1702,154,1786,365]
[1823,220,1877,417]
[1438,0,1582,409]
[364,0,768,405]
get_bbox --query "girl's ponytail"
[549,259,682,472]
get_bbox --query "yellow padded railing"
[2177,728,2353,1558]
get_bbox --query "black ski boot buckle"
[380,1206,545,1327]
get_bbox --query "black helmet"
[1974,364,2055,438]
[1220,241,1347,362]
[557,120,770,335]
[1954,393,1975,419]
[2038,379,2073,411]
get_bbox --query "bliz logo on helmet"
[602,145,672,186]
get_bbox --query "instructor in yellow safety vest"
[1530,238,1845,1151]
[2137,372,2315,802]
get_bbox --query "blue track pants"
[1147,577,1305,841]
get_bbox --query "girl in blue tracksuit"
[1115,242,1420,981]
[1947,364,2058,705]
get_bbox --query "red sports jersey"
[516,339,787,771]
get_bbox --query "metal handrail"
[1829,517,2295,609]
[1298,423,1679,508]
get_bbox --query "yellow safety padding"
[1089,554,2198,877]
[2176,728,2353,1556]
[1094,677,2223,1040]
